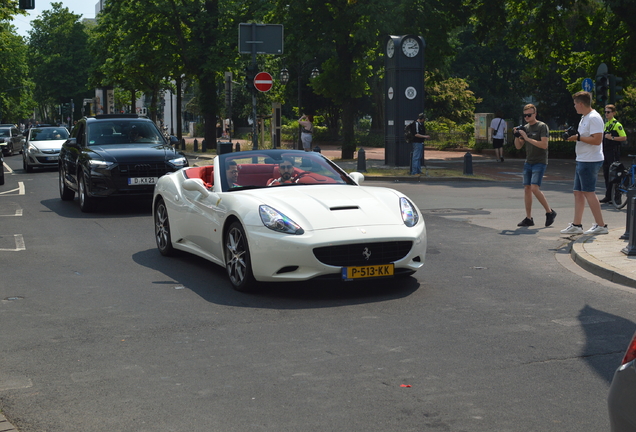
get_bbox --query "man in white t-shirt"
[560,91,608,235]
[490,112,507,162]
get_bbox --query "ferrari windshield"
[220,150,356,192]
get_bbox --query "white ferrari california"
[153,150,426,291]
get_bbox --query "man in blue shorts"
[513,104,557,227]
[560,91,608,235]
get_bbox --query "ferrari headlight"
[400,197,419,227]
[168,156,188,168]
[259,205,304,235]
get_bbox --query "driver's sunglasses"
[280,164,294,170]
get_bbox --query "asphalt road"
[1,155,634,431]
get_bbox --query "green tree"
[91,0,181,122]
[0,23,34,122]
[28,2,92,122]
[425,71,482,124]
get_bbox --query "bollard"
[181,138,186,151]
[620,188,635,240]
[622,190,636,255]
[313,145,321,153]
[356,148,367,172]
[235,142,241,152]
[463,151,473,175]
[193,139,198,152]
[202,139,207,152]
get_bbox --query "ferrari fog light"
[259,205,304,235]
[400,197,419,227]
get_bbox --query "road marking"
[0,234,26,251]
[0,182,25,196]
[0,209,23,217]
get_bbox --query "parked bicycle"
[610,154,636,209]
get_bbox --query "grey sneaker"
[560,223,584,234]
[584,224,609,235]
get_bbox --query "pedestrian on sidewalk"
[299,114,313,152]
[409,113,430,175]
[490,111,507,162]
[560,91,608,235]
[514,104,557,228]
[599,104,627,204]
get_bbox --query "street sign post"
[254,72,273,92]
[582,78,593,92]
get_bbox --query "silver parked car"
[608,330,636,431]
[0,126,24,156]
[22,126,70,172]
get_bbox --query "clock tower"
[385,35,425,166]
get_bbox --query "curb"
[0,413,18,432]
[570,229,636,289]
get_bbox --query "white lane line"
[0,182,25,196]
[0,234,26,251]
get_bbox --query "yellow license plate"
[342,264,394,281]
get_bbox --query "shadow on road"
[132,248,422,309]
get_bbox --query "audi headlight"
[88,160,114,169]
[259,205,304,235]
[168,156,188,168]
[400,197,419,227]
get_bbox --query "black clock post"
[384,35,426,166]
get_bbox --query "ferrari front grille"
[313,241,412,266]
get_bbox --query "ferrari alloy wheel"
[225,222,255,292]
[78,173,96,212]
[155,199,175,256]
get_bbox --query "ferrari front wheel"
[225,222,255,292]
[154,198,175,256]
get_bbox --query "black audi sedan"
[59,114,188,212]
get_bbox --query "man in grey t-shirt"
[513,104,557,228]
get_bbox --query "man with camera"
[513,104,557,228]
[560,91,608,235]
[599,104,627,204]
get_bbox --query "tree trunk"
[341,98,356,159]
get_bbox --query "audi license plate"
[128,177,159,185]
[342,263,394,281]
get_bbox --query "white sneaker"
[560,223,584,234]
[584,224,609,235]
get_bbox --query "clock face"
[402,37,419,57]
[386,39,395,58]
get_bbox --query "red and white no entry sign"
[254,72,273,92]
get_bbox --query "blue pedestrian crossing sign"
[582,78,593,92]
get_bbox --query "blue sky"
[11,0,98,37]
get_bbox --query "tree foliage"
[0,22,33,122]
[28,2,91,121]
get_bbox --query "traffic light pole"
[250,24,258,150]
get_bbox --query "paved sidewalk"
[185,142,636,290]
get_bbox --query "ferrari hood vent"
[330,205,360,211]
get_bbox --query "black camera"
[562,126,578,140]
[513,125,526,138]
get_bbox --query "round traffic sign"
[254,72,273,92]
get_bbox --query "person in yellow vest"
[599,104,627,204]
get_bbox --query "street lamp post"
[279,64,319,150]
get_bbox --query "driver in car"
[268,158,297,186]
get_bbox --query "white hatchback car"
[23,126,69,172]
